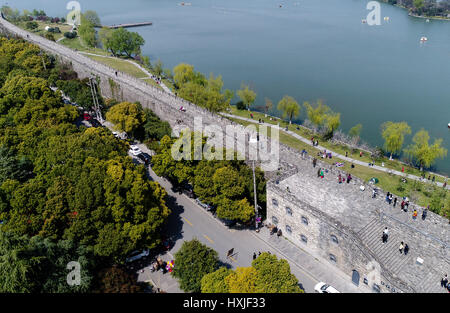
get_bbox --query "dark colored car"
[182,183,195,198]
[89,118,101,127]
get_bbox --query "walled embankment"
[1,16,448,293]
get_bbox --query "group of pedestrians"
[336,172,353,184]
[311,137,319,147]
[398,241,409,255]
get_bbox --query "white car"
[129,145,142,156]
[125,249,150,263]
[314,282,340,293]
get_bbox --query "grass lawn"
[228,106,447,184]
[227,116,449,212]
[17,20,72,40]
[84,54,149,79]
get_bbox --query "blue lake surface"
[9,0,450,174]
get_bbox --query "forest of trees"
[0,38,170,292]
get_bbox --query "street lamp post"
[249,133,259,230]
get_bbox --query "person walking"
[404,243,409,255]
[258,251,261,256]
[317,167,321,178]
[320,168,324,179]
[412,209,418,219]
[386,192,390,203]
[432,176,435,183]
[393,197,397,207]
[388,194,393,205]
[347,174,352,184]
[338,174,342,184]
[399,242,404,254]
[253,252,257,260]
[382,227,389,243]
[441,274,448,288]
[422,207,428,220]
[313,158,317,168]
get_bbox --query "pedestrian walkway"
[221,113,449,190]
[136,252,183,293]
[250,226,373,293]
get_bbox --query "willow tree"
[304,100,340,137]
[381,121,411,160]
[277,95,300,125]
[404,129,447,171]
[236,84,256,110]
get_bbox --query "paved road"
[127,142,371,294]
[221,113,449,190]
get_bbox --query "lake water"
[9,0,450,174]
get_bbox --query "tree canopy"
[404,129,447,170]
[381,121,411,158]
[172,239,219,292]
[277,95,300,124]
[236,84,257,110]
[101,28,145,58]
[200,252,304,293]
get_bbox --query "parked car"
[112,131,119,138]
[182,183,195,198]
[129,145,142,156]
[196,198,214,211]
[83,112,91,121]
[125,249,149,263]
[138,152,152,165]
[314,282,340,293]
[89,118,101,127]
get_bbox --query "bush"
[236,101,246,110]
[64,31,77,39]
[25,21,38,30]
[43,33,55,41]
[49,27,61,33]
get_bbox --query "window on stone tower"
[286,225,292,233]
[329,254,337,263]
[300,234,308,244]
[272,216,279,225]
[331,235,338,244]
[301,216,308,225]
[286,207,292,216]
[272,198,278,207]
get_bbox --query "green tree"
[172,239,219,292]
[381,121,412,159]
[236,84,256,110]
[94,266,143,293]
[173,63,196,87]
[106,102,146,137]
[25,21,38,30]
[349,123,363,138]
[413,0,424,9]
[78,14,97,48]
[224,267,258,293]
[264,97,273,115]
[277,95,300,125]
[201,267,233,293]
[404,129,447,170]
[103,28,145,58]
[252,252,303,293]
[153,59,164,77]
[304,100,340,136]
[83,10,101,27]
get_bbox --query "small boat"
[361,19,367,24]
[448,122,450,129]
[420,36,428,42]
[426,19,430,22]
[384,16,390,21]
